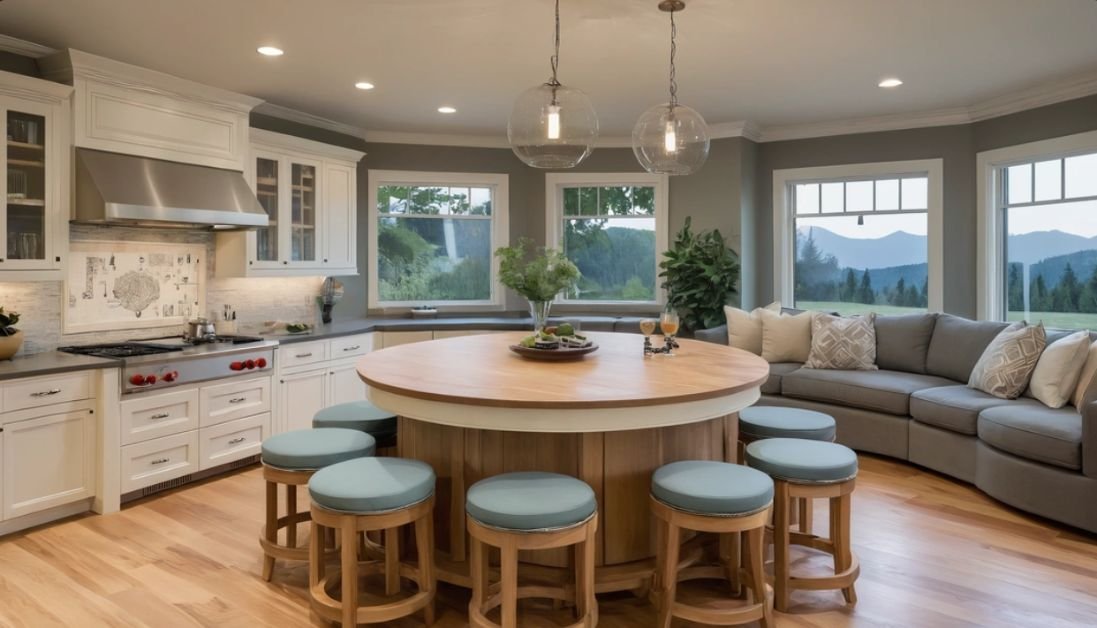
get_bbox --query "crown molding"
[759,106,972,143]
[253,102,370,140]
[0,34,56,59]
[969,69,1097,122]
[250,127,365,162]
[364,128,511,148]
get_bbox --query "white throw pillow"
[759,308,814,363]
[723,302,781,355]
[1071,339,1097,410]
[1027,330,1090,408]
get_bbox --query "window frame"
[544,172,670,309]
[367,169,509,311]
[772,159,944,312]
[976,130,1097,321]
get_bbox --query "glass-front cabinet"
[244,151,323,270]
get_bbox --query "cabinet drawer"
[120,431,200,493]
[200,376,271,427]
[330,333,374,359]
[279,341,328,369]
[120,388,200,445]
[3,372,93,413]
[199,413,268,471]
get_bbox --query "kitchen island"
[357,330,769,592]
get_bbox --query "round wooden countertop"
[358,331,769,433]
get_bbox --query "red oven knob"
[256,357,268,368]
[245,359,256,370]
[230,361,244,371]
[163,371,176,382]
[146,374,157,384]
[129,374,146,386]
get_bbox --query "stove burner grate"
[58,343,184,358]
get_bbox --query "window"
[367,171,508,309]
[545,173,669,305]
[773,160,943,315]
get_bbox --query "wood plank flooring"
[1,454,1096,627]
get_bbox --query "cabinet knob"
[249,260,254,266]
[323,259,328,263]
[283,261,288,265]
[56,256,62,262]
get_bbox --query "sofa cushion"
[759,309,813,363]
[910,385,1014,435]
[978,401,1083,470]
[874,313,937,374]
[763,362,802,394]
[781,368,954,416]
[805,313,878,370]
[724,302,781,355]
[968,322,1046,399]
[925,315,1008,383]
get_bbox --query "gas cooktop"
[58,343,183,358]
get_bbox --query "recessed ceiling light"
[878,78,903,88]
[257,46,284,57]
[355,82,375,90]
[437,106,457,114]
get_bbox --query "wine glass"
[639,318,657,356]
[660,311,680,356]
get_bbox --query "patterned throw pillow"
[804,313,878,370]
[968,322,1047,399]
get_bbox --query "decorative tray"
[508,343,599,361]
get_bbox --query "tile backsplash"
[0,225,331,355]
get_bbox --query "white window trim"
[545,172,670,308]
[976,130,1097,321]
[367,169,509,311]
[772,159,944,312]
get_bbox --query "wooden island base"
[397,414,738,592]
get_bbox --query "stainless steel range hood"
[73,148,268,230]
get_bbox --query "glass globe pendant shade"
[508,82,599,169]
[632,102,710,176]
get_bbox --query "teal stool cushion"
[313,400,398,435]
[261,428,375,470]
[309,457,435,513]
[740,406,836,441]
[746,438,858,483]
[467,472,597,531]
[652,461,774,515]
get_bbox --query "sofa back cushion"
[925,314,1009,382]
[874,313,938,373]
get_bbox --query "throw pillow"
[759,308,813,363]
[968,322,1047,400]
[723,302,781,355]
[1071,339,1097,410]
[804,313,878,370]
[1026,330,1090,408]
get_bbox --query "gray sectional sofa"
[697,313,1097,534]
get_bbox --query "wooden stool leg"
[721,532,742,597]
[262,480,277,581]
[415,513,436,625]
[575,524,596,622]
[798,497,814,534]
[309,519,323,596]
[340,519,358,628]
[469,535,487,619]
[385,527,401,596]
[500,544,519,628]
[834,493,857,605]
[745,525,773,628]
[773,482,792,613]
[285,484,298,549]
[657,522,680,628]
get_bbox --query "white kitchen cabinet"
[199,413,269,471]
[328,361,368,407]
[0,71,72,281]
[120,430,200,494]
[274,332,376,433]
[2,403,96,520]
[278,368,329,433]
[120,387,200,446]
[216,129,363,278]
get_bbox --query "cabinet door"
[3,408,96,519]
[328,361,368,407]
[250,151,282,268]
[1,98,58,271]
[323,162,356,271]
[287,157,323,268]
[278,369,327,433]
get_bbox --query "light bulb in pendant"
[546,104,561,140]
[664,118,678,153]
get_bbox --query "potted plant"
[0,307,23,360]
[659,217,741,332]
[495,238,581,333]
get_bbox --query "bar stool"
[650,461,774,628]
[466,472,598,628]
[738,406,837,534]
[260,428,376,581]
[313,400,398,449]
[308,457,437,627]
[745,438,860,612]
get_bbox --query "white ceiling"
[2,0,1097,140]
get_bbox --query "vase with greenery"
[0,307,23,360]
[495,238,581,333]
[658,217,741,332]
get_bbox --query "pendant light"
[508,0,599,168]
[632,0,710,176]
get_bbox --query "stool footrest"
[787,556,861,591]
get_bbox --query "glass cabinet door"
[290,161,318,263]
[254,156,280,263]
[5,109,48,264]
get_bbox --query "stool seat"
[746,438,858,483]
[313,400,398,435]
[740,406,836,441]
[261,428,375,470]
[309,457,435,513]
[652,460,773,515]
[466,471,596,530]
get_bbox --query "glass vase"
[528,300,553,334]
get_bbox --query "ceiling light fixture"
[632,1,709,176]
[438,106,457,114]
[256,46,284,57]
[507,0,598,168]
[878,78,903,88]
[355,82,375,90]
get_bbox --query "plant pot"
[528,300,553,334]
[0,330,24,360]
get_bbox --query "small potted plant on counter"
[495,238,581,333]
[0,307,23,360]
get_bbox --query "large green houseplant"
[0,307,23,360]
[659,218,741,332]
[495,238,581,332]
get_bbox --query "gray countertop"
[0,351,120,382]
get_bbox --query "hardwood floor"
[1,454,1096,627]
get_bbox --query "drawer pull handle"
[228,437,247,445]
[343,345,360,352]
[295,352,313,358]
[151,458,171,465]
[228,397,247,404]
[150,413,171,420]
[31,388,62,397]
